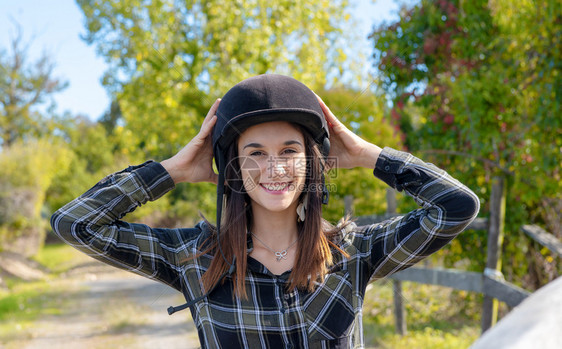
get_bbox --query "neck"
[250,201,299,247]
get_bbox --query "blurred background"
[0,0,560,348]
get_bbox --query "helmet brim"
[214,108,328,151]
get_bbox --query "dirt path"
[6,261,201,349]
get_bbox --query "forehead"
[238,121,304,146]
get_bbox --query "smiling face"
[237,121,307,216]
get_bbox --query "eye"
[282,148,298,154]
[249,151,264,156]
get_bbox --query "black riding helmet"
[212,74,330,154]
[211,74,331,269]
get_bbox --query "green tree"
[98,99,123,134]
[0,25,67,147]
[0,139,73,255]
[46,115,121,210]
[0,24,72,254]
[370,0,561,287]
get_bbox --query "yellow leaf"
[164,95,175,107]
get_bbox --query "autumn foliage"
[370,0,561,288]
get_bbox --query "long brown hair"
[199,124,350,297]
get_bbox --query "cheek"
[239,159,264,193]
[292,156,307,180]
[241,167,261,183]
[238,157,262,181]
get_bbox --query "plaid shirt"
[51,147,479,348]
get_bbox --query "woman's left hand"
[316,95,382,169]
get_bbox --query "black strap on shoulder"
[167,260,236,315]
[167,293,206,315]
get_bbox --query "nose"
[275,164,286,176]
[267,157,289,179]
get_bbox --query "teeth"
[263,183,289,191]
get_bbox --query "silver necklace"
[250,233,298,262]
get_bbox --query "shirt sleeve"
[351,147,480,282]
[50,161,202,291]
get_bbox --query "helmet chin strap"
[321,173,329,205]
[321,136,330,205]
[322,136,330,157]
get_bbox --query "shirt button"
[385,165,390,171]
[284,294,290,300]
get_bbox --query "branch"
[418,149,513,176]
[419,149,547,191]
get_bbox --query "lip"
[260,182,292,194]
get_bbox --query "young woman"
[51,74,480,348]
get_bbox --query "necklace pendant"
[275,250,288,262]
[250,232,297,263]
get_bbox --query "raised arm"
[365,147,480,279]
[50,99,222,290]
[50,161,201,290]
[316,96,479,282]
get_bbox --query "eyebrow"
[242,140,303,150]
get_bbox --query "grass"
[0,244,88,341]
[362,280,482,348]
[32,243,92,274]
[0,279,71,341]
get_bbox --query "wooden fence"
[345,176,562,335]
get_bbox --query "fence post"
[386,187,397,215]
[388,188,407,335]
[344,195,354,216]
[481,176,506,333]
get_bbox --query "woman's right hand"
[161,98,220,184]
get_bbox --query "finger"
[206,98,221,118]
[202,114,218,133]
[197,99,221,137]
[191,115,217,145]
[203,98,221,125]
[315,95,344,128]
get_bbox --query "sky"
[0,0,405,121]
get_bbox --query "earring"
[297,194,308,222]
